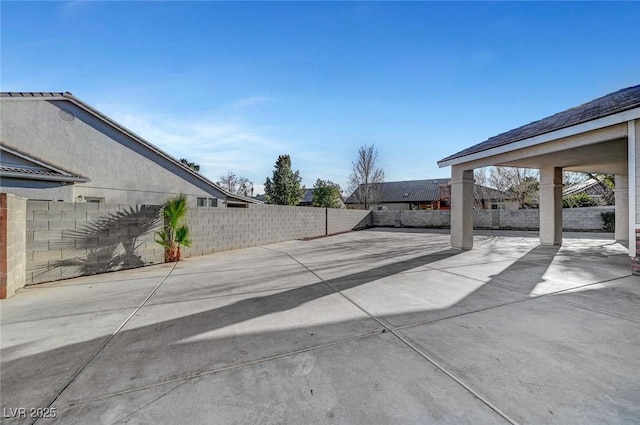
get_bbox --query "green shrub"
[563,193,598,208]
[601,212,615,232]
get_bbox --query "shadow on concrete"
[36,205,162,280]
[4,237,623,425]
[379,244,561,328]
[2,246,459,410]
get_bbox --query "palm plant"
[156,194,192,262]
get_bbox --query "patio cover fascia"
[437,108,640,171]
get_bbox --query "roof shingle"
[346,179,449,204]
[439,84,640,164]
[346,179,505,204]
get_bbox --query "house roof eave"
[0,169,90,183]
[1,92,261,204]
[0,144,91,183]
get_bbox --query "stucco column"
[539,167,563,246]
[629,120,638,261]
[614,175,629,242]
[451,167,474,250]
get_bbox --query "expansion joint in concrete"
[278,250,520,425]
[56,329,383,412]
[32,261,179,425]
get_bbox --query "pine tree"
[264,155,305,205]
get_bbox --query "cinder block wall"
[563,206,614,230]
[183,205,322,257]
[1,194,27,298]
[373,210,452,228]
[183,206,371,257]
[498,209,539,230]
[25,201,163,284]
[327,208,371,235]
[371,207,613,231]
[9,196,611,291]
[17,201,371,287]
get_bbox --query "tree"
[473,168,493,209]
[312,179,342,208]
[563,171,591,186]
[237,177,253,197]
[155,194,192,262]
[218,171,239,193]
[180,158,200,172]
[488,167,539,209]
[264,154,305,205]
[436,168,503,210]
[218,172,253,197]
[347,144,385,209]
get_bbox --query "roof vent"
[403,192,409,197]
[58,109,75,122]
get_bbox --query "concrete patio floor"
[1,229,639,425]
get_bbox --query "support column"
[615,175,629,242]
[451,167,474,250]
[539,167,563,246]
[629,120,639,274]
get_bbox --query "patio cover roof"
[438,85,640,169]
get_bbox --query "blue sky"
[2,2,639,195]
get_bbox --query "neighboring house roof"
[563,178,608,198]
[473,184,508,200]
[349,179,450,204]
[0,144,90,183]
[439,84,640,165]
[345,179,505,204]
[253,189,345,206]
[300,188,314,204]
[298,188,346,206]
[0,92,261,204]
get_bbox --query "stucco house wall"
[0,178,75,202]
[0,96,230,206]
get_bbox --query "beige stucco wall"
[0,178,76,202]
[0,98,227,206]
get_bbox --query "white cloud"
[92,95,357,196]
[95,100,287,193]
